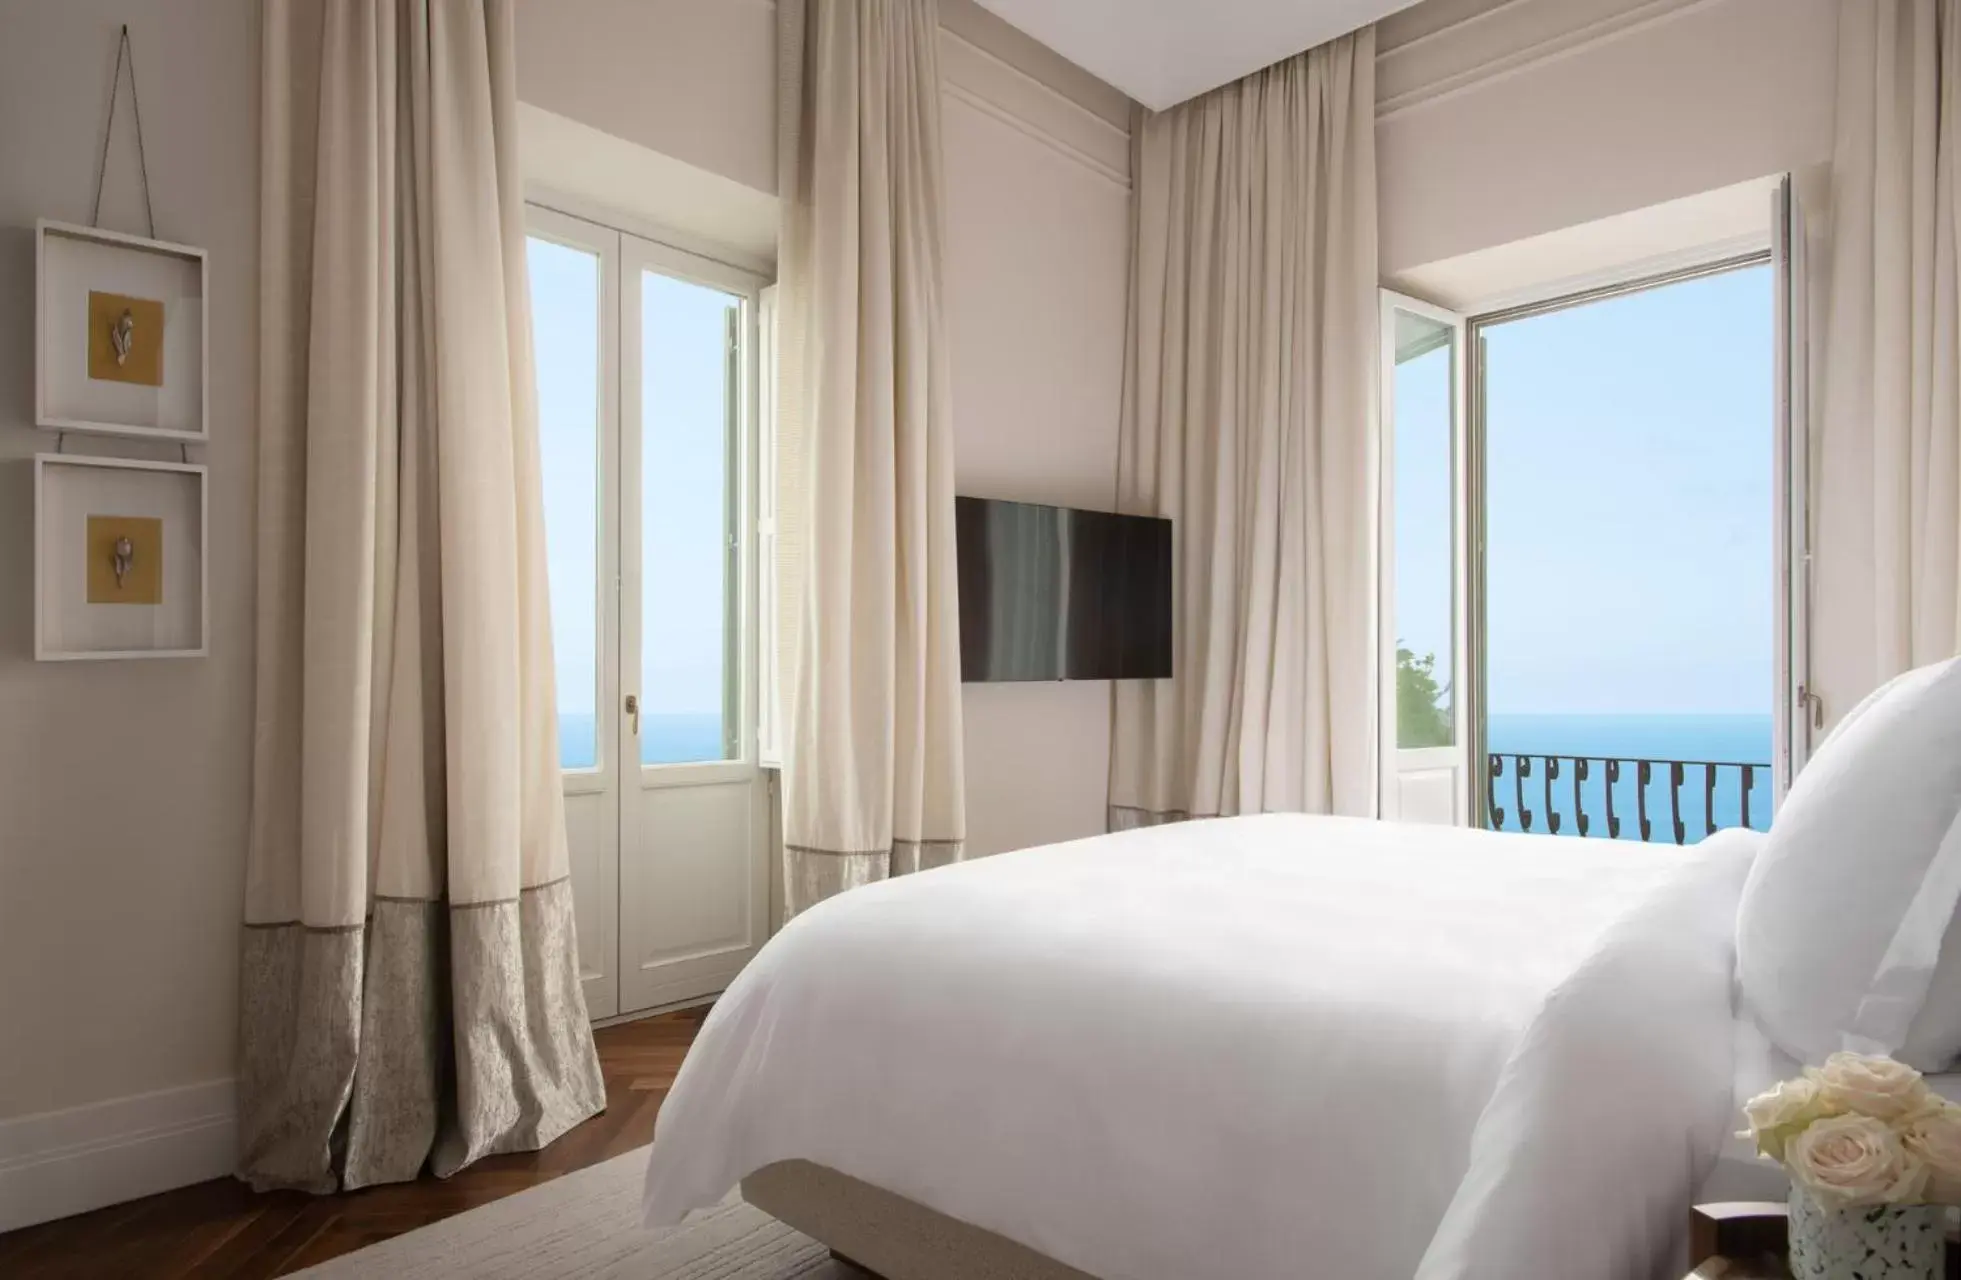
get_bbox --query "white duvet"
[643,814,1758,1280]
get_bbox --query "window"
[528,233,604,771]
[638,270,742,766]
[525,203,759,779]
[1480,262,1774,836]
[1390,309,1457,749]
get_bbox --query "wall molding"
[939,29,1132,191]
[1376,0,1718,121]
[0,1079,236,1233]
[942,84,1132,191]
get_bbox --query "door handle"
[625,694,639,735]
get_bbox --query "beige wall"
[1375,0,1838,275]
[938,8,1132,857]
[515,0,777,197]
[0,0,258,1121]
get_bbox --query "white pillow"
[1736,657,1961,1069]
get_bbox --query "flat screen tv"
[955,496,1172,683]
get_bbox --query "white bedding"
[643,814,1758,1280]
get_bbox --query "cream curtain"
[1109,33,1379,830]
[775,0,966,916]
[1814,0,1961,722]
[239,0,603,1193]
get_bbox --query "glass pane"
[641,270,740,765]
[1482,266,1774,840]
[1392,310,1455,749]
[527,235,602,770]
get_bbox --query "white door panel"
[1378,291,1472,825]
[1395,756,1459,826]
[618,777,769,1012]
[1773,175,1814,796]
[529,200,769,1023]
[562,788,619,1019]
[616,233,768,1017]
[527,204,622,1021]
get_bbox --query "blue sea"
[1485,713,1773,844]
[558,708,1772,844]
[558,711,726,768]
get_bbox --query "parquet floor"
[0,1006,710,1279]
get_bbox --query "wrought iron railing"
[1484,753,1771,845]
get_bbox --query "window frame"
[618,231,765,786]
[524,204,621,794]
[525,198,767,789]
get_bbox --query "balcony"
[1484,752,1771,845]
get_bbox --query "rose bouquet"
[1741,1052,1961,1278]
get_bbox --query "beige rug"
[289,1148,854,1278]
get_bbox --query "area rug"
[289,1147,850,1278]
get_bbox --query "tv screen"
[955,496,1172,682]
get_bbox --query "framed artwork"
[36,219,208,441]
[34,454,207,660]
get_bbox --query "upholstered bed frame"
[741,1161,1095,1280]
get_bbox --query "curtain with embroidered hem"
[775,0,967,919]
[239,0,603,1194]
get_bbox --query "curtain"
[775,0,967,917]
[239,0,603,1193]
[1108,33,1379,830]
[1814,0,1961,722]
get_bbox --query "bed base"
[740,1160,1097,1280]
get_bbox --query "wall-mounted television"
[955,496,1172,683]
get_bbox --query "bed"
[642,813,1759,1280]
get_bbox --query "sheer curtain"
[239,0,602,1193]
[776,0,967,916]
[1109,32,1380,830]
[1814,0,1961,720]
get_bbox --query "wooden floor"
[0,1007,709,1280]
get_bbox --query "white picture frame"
[35,218,209,442]
[34,453,209,660]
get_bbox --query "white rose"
[1786,1113,1929,1210]
[1811,1052,1931,1121]
[1901,1102,1961,1204]
[1742,1076,1840,1162]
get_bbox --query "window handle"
[625,694,639,736]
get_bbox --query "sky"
[528,236,737,767]
[539,235,1772,772]
[1394,263,1774,718]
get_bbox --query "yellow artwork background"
[86,291,165,386]
[85,515,163,605]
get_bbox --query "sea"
[1485,712,1773,843]
[557,708,1774,845]
[558,711,725,769]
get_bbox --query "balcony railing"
[1484,753,1771,845]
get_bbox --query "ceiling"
[971,0,1426,111]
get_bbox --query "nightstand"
[1688,1202,1961,1279]
[1688,1203,1789,1278]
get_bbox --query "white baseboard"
[0,1079,236,1234]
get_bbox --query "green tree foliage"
[1397,644,1452,748]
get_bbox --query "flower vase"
[1787,1185,1944,1279]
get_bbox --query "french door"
[1377,291,1473,824]
[1378,177,1813,832]
[526,203,769,1022]
[1772,174,1814,797]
